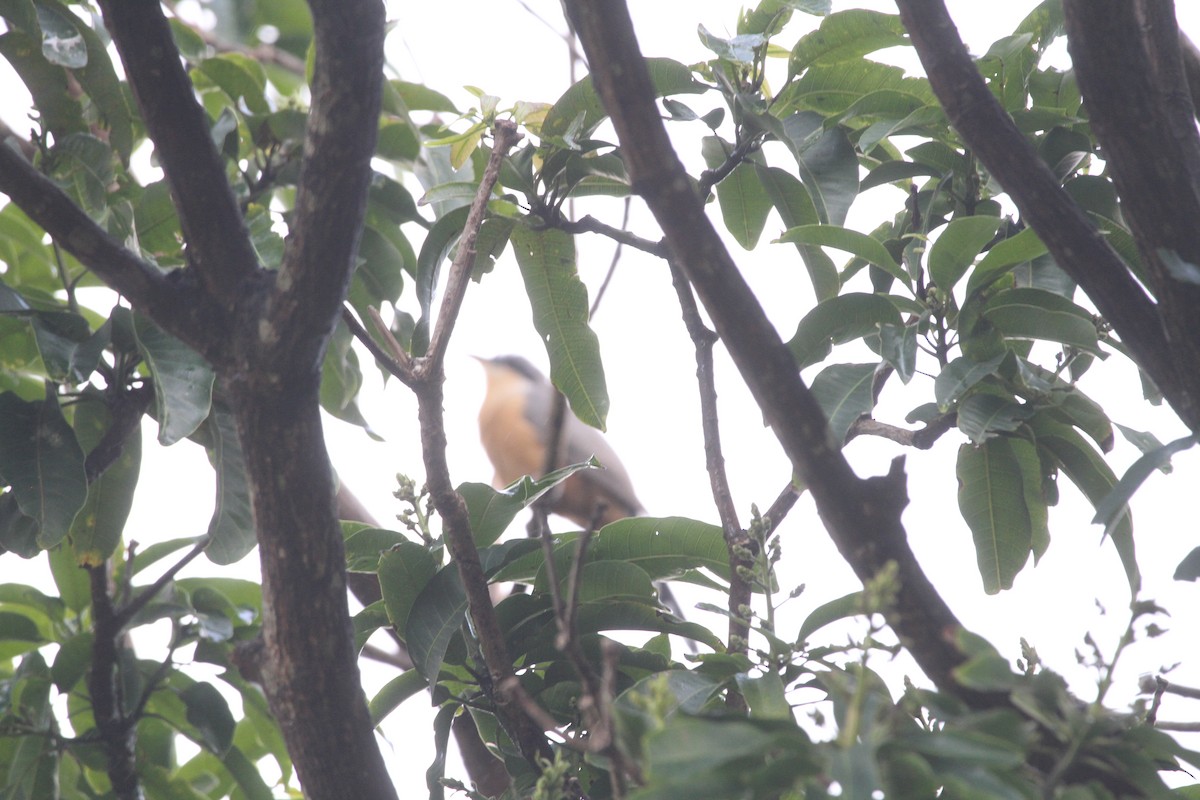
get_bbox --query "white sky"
[4,1,1200,795]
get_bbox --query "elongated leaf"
[956,438,1037,593]
[1093,434,1197,540]
[0,392,86,547]
[789,10,909,77]
[1029,416,1139,589]
[589,517,730,581]
[68,397,141,566]
[956,393,1032,444]
[965,227,1048,298]
[809,363,875,444]
[879,322,917,383]
[701,137,771,249]
[181,682,236,755]
[933,354,1007,408]
[133,314,215,445]
[377,540,439,639]
[780,224,907,286]
[788,292,901,369]
[511,223,609,429]
[542,57,705,141]
[413,205,470,354]
[568,561,656,604]
[778,112,859,226]
[406,565,468,682]
[343,526,408,572]
[459,460,597,547]
[797,591,864,644]
[369,670,428,726]
[928,216,1003,291]
[983,287,1100,353]
[756,164,839,300]
[203,405,255,565]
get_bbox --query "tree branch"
[0,146,233,363]
[667,260,751,663]
[895,0,1198,430]
[564,0,990,702]
[262,0,389,376]
[98,0,259,309]
[1061,0,1200,425]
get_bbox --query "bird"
[474,354,691,627]
[474,354,643,528]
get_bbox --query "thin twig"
[588,198,632,317]
[762,481,801,536]
[114,538,209,630]
[422,121,523,373]
[553,214,668,257]
[667,260,751,671]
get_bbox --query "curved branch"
[563,0,989,702]
[894,0,1198,430]
[98,0,259,308]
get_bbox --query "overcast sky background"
[4,1,1199,795]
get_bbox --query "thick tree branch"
[895,0,1199,430]
[563,0,987,701]
[1061,0,1200,425]
[221,2,395,797]
[86,564,139,800]
[262,0,388,376]
[0,147,234,362]
[98,0,259,309]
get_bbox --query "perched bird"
[474,355,643,528]
[474,354,690,630]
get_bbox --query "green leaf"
[406,565,468,682]
[542,57,705,141]
[47,539,89,611]
[982,287,1101,353]
[928,216,1003,291]
[68,397,141,566]
[0,391,86,547]
[50,631,92,692]
[0,29,86,139]
[736,672,791,721]
[701,137,771,250]
[879,322,917,383]
[377,541,438,640]
[756,165,839,300]
[369,670,428,726]
[181,682,236,755]
[133,314,215,446]
[196,53,269,114]
[1032,417,1132,592]
[29,310,89,383]
[344,526,408,572]
[789,10,909,78]
[779,224,907,287]
[413,205,470,353]
[965,227,1048,298]
[202,405,255,566]
[511,222,609,430]
[956,438,1039,593]
[698,24,765,65]
[459,461,596,547]
[797,591,865,644]
[588,516,731,581]
[388,79,458,113]
[569,561,656,604]
[34,2,85,68]
[956,393,1032,444]
[1093,434,1197,542]
[809,363,875,445]
[775,112,860,226]
[788,292,901,370]
[934,354,1007,408]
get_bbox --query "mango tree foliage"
[0,0,1196,798]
